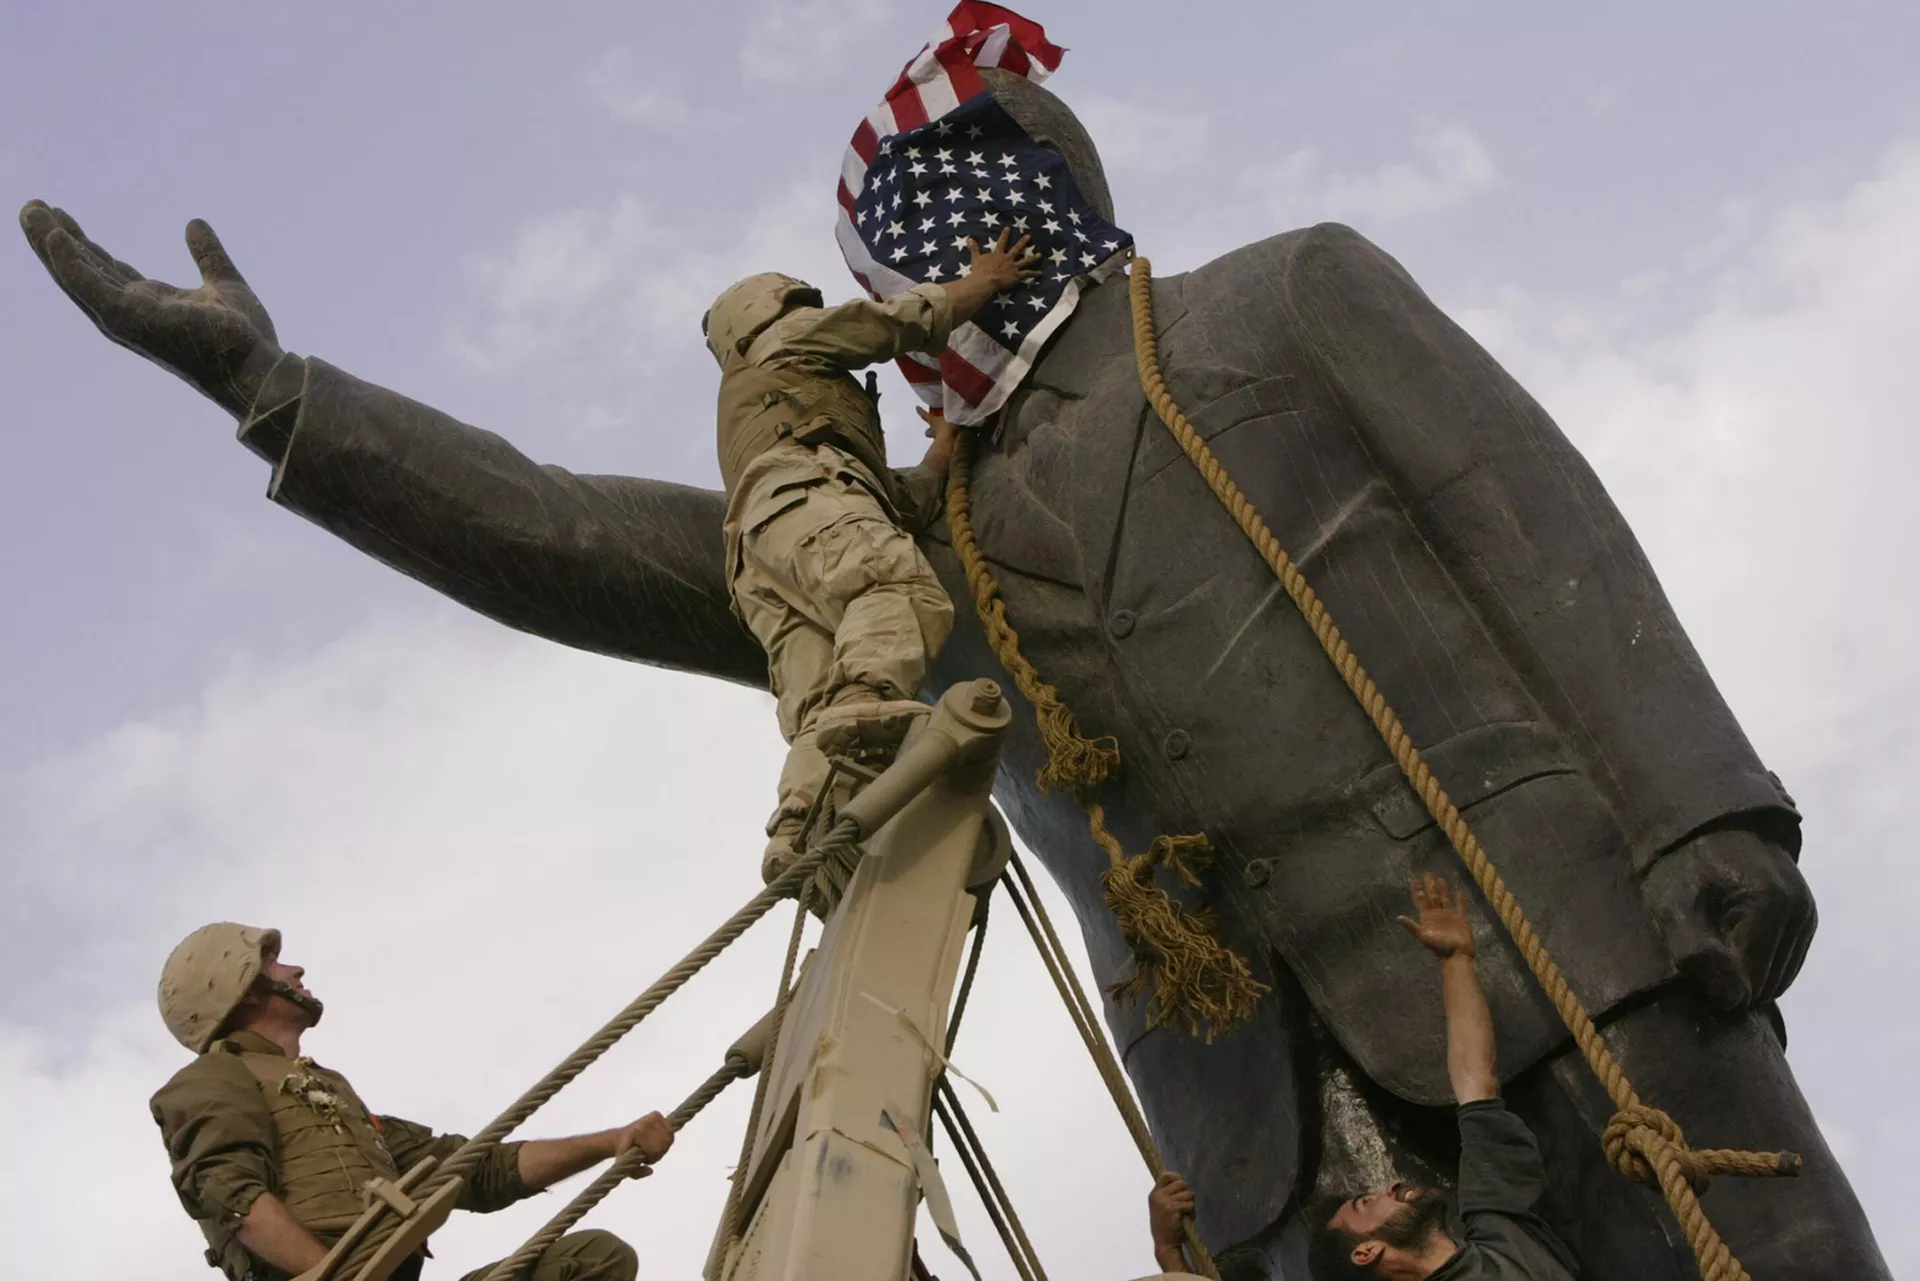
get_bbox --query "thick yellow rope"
[1127,256,1798,1281]
[941,438,1121,797]
[946,433,1266,1038]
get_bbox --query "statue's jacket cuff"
[236,351,310,475]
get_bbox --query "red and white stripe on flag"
[835,3,1065,421]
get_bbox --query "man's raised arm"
[1398,873,1499,1104]
[20,202,765,686]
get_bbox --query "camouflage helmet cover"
[158,922,281,1053]
[703,272,823,364]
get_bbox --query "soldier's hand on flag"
[917,406,960,442]
[966,229,1043,290]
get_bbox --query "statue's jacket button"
[1109,610,1136,638]
[1163,728,1191,760]
[1243,858,1272,888]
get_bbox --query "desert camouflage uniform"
[715,282,958,854]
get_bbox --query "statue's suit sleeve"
[237,356,768,689]
[1269,224,1793,865]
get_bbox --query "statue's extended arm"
[19,202,764,688]
[242,353,762,683]
[1268,222,1814,1010]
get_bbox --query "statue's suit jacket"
[242,223,1797,1250]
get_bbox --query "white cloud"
[0,1014,211,1271]
[738,0,897,88]
[1288,125,1500,225]
[443,195,690,380]
[437,175,889,469]
[584,48,695,130]
[441,179,851,379]
[1073,102,1499,270]
[1073,94,1214,176]
[1456,140,1920,766]
[3,610,1152,1280]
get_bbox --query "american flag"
[836,3,1133,427]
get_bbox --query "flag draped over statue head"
[836,3,1133,427]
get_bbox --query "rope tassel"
[1099,832,1263,1038]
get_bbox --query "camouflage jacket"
[150,1031,527,1280]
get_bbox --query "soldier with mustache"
[151,924,674,1281]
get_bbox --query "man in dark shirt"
[1301,875,1578,1280]
[1144,875,1576,1280]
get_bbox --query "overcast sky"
[3,2,1917,1278]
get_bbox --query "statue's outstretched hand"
[20,201,284,417]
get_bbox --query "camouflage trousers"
[389,1229,637,1281]
[458,1231,637,1281]
[731,476,954,837]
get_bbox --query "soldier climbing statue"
[15,2,1889,1278]
[704,239,1036,882]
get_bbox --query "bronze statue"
[18,69,1887,1280]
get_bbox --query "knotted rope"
[1127,256,1799,1281]
[945,433,1265,1038]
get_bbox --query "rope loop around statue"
[1124,254,1798,1281]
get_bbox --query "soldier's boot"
[763,803,855,919]
[762,813,807,886]
[813,685,929,758]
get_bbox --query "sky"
[3,1,1918,1277]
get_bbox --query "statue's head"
[978,67,1114,224]
[1307,1183,1454,1279]
[824,54,1126,426]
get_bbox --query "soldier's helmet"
[158,922,281,1053]
[703,272,823,364]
